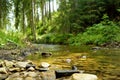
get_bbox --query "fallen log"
[55,70,80,78]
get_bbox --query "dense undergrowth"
[68,21,120,46]
[0,30,25,48]
[36,15,120,46]
[36,21,120,46]
[1,16,120,47]
[1,20,120,47]
[1,0,120,47]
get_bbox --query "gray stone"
[4,60,14,68]
[24,76,35,80]
[27,67,35,71]
[6,77,23,80]
[25,72,38,77]
[15,61,30,68]
[71,73,98,80]
[0,67,8,74]
[40,62,50,68]
[0,74,8,80]
[40,71,56,80]
[5,73,23,80]
[9,68,21,72]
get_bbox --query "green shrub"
[37,33,73,44]
[0,30,25,47]
[68,20,120,46]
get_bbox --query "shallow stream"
[27,44,120,80]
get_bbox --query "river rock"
[24,76,35,80]
[66,59,71,63]
[4,60,14,68]
[41,52,52,57]
[22,71,39,78]
[9,67,21,72]
[6,77,23,80]
[0,67,8,74]
[15,61,31,69]
[0,74,8,80]
[27,67,35,71]
[26,63,36,70]
[40,71,56,80]
[71,73,98,80]
[40,62,50,68]
[0,60,4,67]
[6,73,21,80]
[91,47,101,50]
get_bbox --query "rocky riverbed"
[0,51,119,80]
[0,58,98,80]
[0,44,120,80]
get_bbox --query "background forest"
[0,0,120,47]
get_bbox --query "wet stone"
[40,70,56,80]
[116,77,120,80]
[0,74,8,80]
[107,76,117,80]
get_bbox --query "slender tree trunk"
[47,2,49,18]
[31,0,36,41]
[36,3,39,22]
[0,1,4,29]
[0,0,3,29]
[52,0,55,12]
[41,6,44,24]
[40,0,44,24]
[33,0,36,34]
[14,0,20,29]
[44,2,47,17]
[22,0,25,34]
[48,0,51,20]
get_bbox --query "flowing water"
[27,44,120,80]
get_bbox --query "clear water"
[29,44,120,80]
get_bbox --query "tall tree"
[13,0,21,29]
[0,0,2,28]
[39,0,45,24]
[0,0,10,29]
[22,0,25,34]
[30,0,36,41]
[48,0,51,20]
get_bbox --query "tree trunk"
[22,0,25,34]
[40,0,45,24]
[14,0,20,29]
[48,0,51,20]
[44,2,47,17]
[31,0,36,41]
[52,0,55,12]
[0,0,1,28]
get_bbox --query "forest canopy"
[0,0,120,46]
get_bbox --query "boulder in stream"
[71,73,98,80]
[41,52,52,57]
[40,62,50,68]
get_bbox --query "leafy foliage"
[0,0,120,46]
[0,30,25,47]
[68,17,120,46]
[36,33,73,44]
